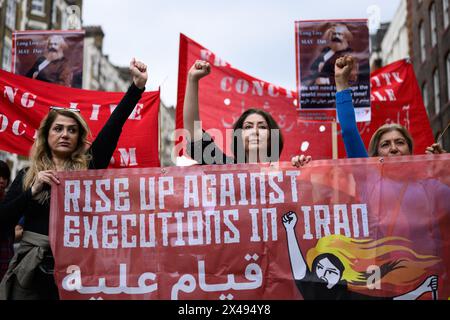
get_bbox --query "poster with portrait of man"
[295,20,370,122]
[12,30,85,89]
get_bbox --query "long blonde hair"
[24,109,91,203]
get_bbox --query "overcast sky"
[82,0,401,107]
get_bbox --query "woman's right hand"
[188,60,211,82]
[425,143,446,154]
[335,55,355,92]
[31,171,60,197]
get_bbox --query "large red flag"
[337,59,435,157]
[0,69,160,168]
[176,34,334,162]
[176,36,434,162]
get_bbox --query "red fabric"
[50,155,450,300]
[176,36,434,161]
[337,59,435,157]
[176,34,334,161]
[0,69,160,168]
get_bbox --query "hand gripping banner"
[50,155,450,300]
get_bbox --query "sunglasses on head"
[49,106,81,113]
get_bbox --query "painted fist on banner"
[282,211,298,230]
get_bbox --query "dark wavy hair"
[0,160,11,185]
[231,109,284,163]
[312,253,346,279]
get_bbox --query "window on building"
[5,0,17,30]
[444,0,450,29]
[422,83,430,116]
[419,22,426,62]
[446,53,450,102]
[430,3,437,47]
[433,69,440,115]
[31,0,46,15]
[2,39,12,72]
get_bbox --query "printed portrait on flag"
[296,20,370,121]
[12,30,85,88]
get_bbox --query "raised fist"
[130,58,148,89]
[188,60,211,82]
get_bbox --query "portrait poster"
[295,20,370,122]
[12,30,85,89]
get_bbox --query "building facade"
[83,26,129,92]
[410,0,450,151]
[0,0,83,71]
[0,0,132,177]
[369,0,450,151]
[370,22,390,70]
[380,0,410,65]
[159,102,175,167]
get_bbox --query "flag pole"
[332,122,338,159]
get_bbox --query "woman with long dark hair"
[183,60,310,167]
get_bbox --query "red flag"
[0,69,160,168]
[176,34,334,161]
[176,36,433,161]
[338,59,435,157]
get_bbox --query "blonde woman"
[335,55,446,158]
[0,59,148,300]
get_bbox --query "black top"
[187,131,235,165]
[295,271,391,300]
[0,83,145,236]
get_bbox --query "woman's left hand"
[130,58,148,89]
[426,143,446,155]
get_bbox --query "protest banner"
[12,30,85,88]
[50,155,450,300]
[0,69,160,168]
